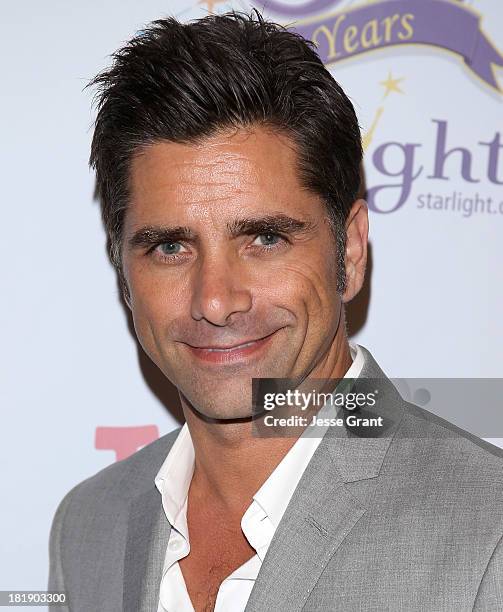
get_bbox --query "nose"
[190,252,253,326]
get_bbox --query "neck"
[181,326,353,517]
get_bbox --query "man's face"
[122,127,350,419]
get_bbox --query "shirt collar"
[154,423,194,539]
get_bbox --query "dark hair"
[86,10,362,300]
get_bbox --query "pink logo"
[95,425,160,461]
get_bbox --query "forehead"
[126,127,317,224]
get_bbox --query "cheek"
[260,257,342,373]
[125,261,187,352]
[262,249,339,319]
[126,255,183,312]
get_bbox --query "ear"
[342,199,369,304]
[123,290,132,311]
[120,273,133,311]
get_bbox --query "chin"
[179,388,253,421]
[196,404,255,422]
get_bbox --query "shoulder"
[400,400,503,466]
[51,426,182,528]
[383,403,503,598]
[390,401,503,514]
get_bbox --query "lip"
[185,331,278,364]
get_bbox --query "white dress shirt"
[155,342,365,611]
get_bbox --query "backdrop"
[2,0,502,605]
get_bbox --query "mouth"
[184,330,280,364]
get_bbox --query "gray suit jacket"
[48,346,503,611]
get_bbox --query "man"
[48,10,503,611]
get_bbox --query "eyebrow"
[127,214,318,250]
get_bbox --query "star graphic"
[380,72,405,99]
[198,0,226,13]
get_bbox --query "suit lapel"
[121,427,183,612]
[123,485,171,612]
[244,436,368,612]
[245,345,405,612]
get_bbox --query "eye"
[151,241,189,262]
[250,232,286,249]
[159,242,186,255]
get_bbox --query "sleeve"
[47,491,73,611]
[473,534,503,611]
